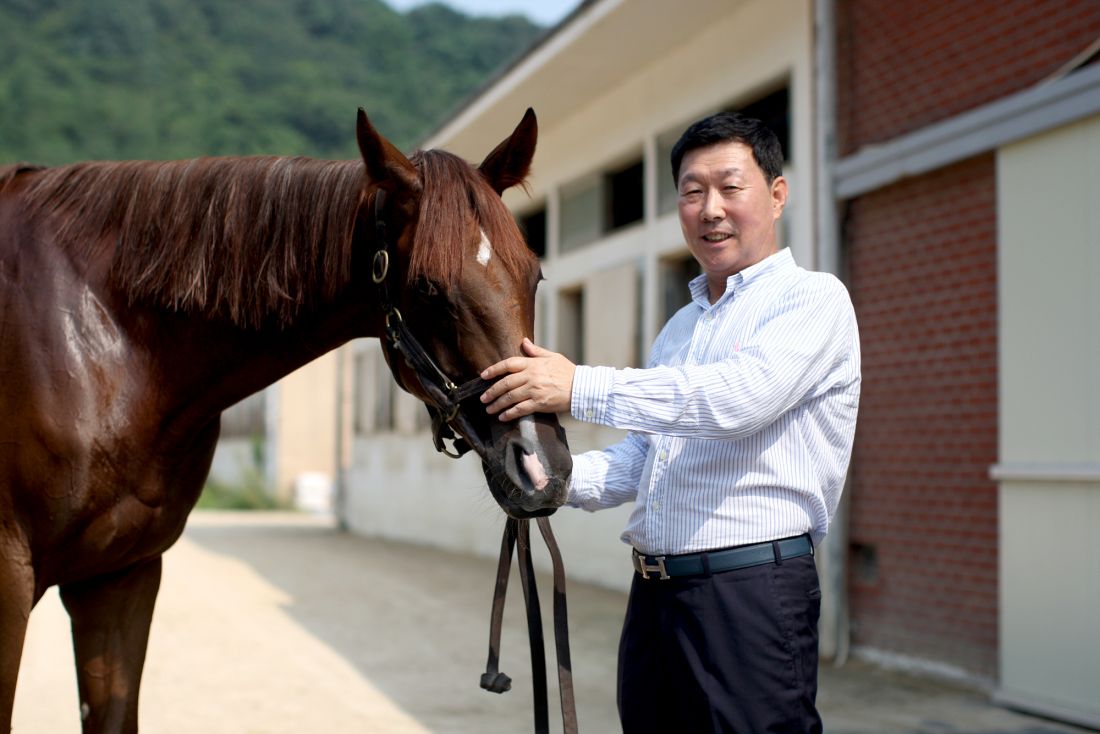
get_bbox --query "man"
[480,112,860,733]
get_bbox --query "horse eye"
[415,279,441,299]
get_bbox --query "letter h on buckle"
[635,553,669,580]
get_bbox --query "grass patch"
[197,445,281,510]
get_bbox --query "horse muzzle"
[483,414,571,518]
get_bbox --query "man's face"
[677,141,787,300]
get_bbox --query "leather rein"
[369,189,578,733]
[481,516,579,734]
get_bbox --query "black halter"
[370,188,492,458]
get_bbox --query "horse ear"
[478,108,537,196]
[356,108,420,192]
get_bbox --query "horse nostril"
[508,441,549,494]
[521,449,549,491]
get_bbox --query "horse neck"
[140,281,385,438]
[120,158,393,421]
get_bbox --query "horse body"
[0,109,570,732]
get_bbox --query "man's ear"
[771,175,788,220]
[478,108,537,195]
[356,108,420,193]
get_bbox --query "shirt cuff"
[564,461,586,506]
[570,365,615,425]
[564,451,601,510]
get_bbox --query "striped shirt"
[567,248,860,555]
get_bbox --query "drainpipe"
[814,0,850,666]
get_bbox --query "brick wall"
[845,154,999,677]
[836,0,1100,155]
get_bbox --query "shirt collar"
[688,247,795,307]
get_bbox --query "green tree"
[0,0,542,164]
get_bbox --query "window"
[730,87,790,163]
[656,129,682,216]
[660,254,702,323]
[557,288,585,364]
[559,176,602,253]
[352,346,395,434]
[518,206,547,258]
[558,154,645,252]
[606,159,644,231]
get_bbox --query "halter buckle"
[371,249,389,284]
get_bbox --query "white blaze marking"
[518,416,550,491]
[477,228,492,267]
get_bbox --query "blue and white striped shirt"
[567,248,860,555]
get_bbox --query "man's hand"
[480,338,576,421]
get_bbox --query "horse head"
[354,108,572,518]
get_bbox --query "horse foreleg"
[0,552,35,732]
[59,556,162,734]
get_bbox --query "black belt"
[632,535,813,580]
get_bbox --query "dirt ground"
[13,512,1094,733]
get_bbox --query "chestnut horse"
[0,108,571,732]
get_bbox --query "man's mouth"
[702,232,733,243]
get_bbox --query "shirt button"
[652,502,660,511]
[660,451,669,461]
[585,409,594,418]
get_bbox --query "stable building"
[243,0,1099,726]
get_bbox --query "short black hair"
[670,112,784,185]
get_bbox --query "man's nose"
[701,188,724,221]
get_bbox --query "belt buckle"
[634,552,669,580]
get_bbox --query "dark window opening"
[725,86,790,163]
[662,255,702,323]
[518,207,547,258]
[606,159,644,231]
[558,288,585,365]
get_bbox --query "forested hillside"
[0,0,542,164]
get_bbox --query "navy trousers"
[617,550,822,734]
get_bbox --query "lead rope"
[536,516,578,734]
[481,517,579,734]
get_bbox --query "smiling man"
[480,112,861,733]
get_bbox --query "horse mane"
[0,163,46,189]
[20,156,362,328]
[407,149,534,292]
[17,149,532,329]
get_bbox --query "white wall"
[994,112,1100,728]
[271,352,340,503]
[344,418,638,592]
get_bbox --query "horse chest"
[12,419,214,589]
[32,466,202,590]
